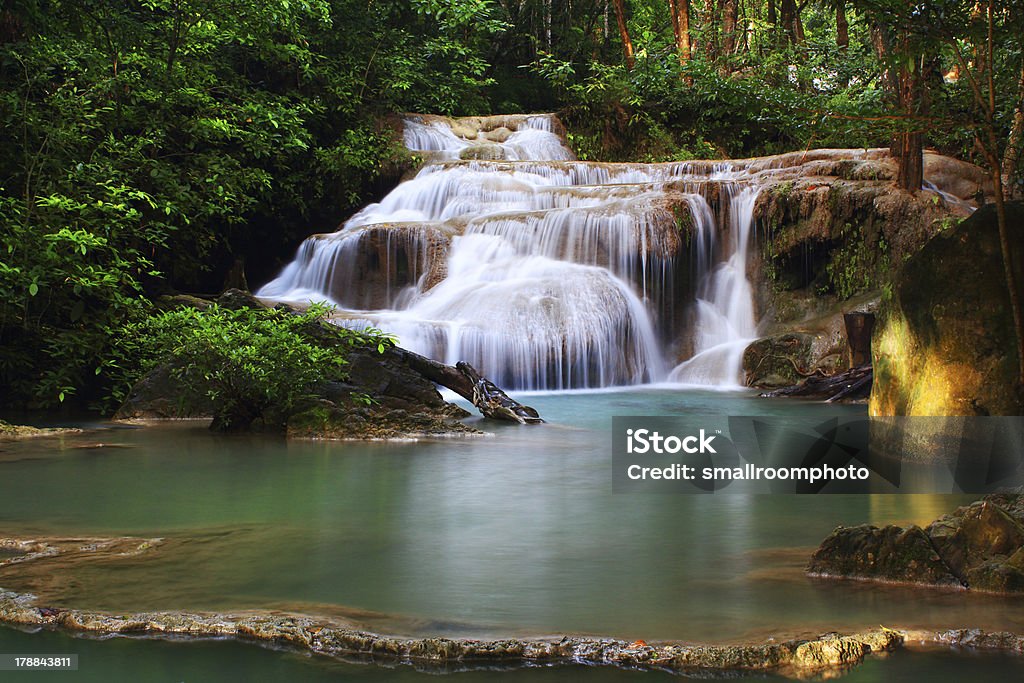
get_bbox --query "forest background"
[0,0,1021,410]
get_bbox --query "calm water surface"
[1,388,1022,678]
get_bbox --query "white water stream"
[258,115,763,389]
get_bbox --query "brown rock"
[808,524,961,587]
[926,500,1024,580]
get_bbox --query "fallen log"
[760,364,873,402]
[392,348,543,424]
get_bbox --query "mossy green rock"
[809,494,1024,593]
[926,500,1024,586]
[871,201,1024,416]
[808,524,960,587]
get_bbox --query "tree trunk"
[991,169,1024,387]
[669,0,681,46]
[702,0,717,60]
[836,0,849,48]
[612,0,635,68]
[669,0,692,68]
[872,20,923,192]
[394,348,544,424]
[780,0,804,44]
[894,131,923,192]
[678,0,692,64]
[721,0,737,56]
[1003,66,1024,199]
[894,62,924,191]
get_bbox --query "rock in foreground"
[809,494,1024,592]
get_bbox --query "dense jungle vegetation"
[0,0,1022,410]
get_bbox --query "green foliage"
[0,0,497,410]
[3,0,1022,411]
[110,303,395,429]
[826,229,890,300]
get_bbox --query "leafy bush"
[110,303,395,431]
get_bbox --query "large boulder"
[286,345,474,439]
[870,202,1024,416]
[747,152,976,393]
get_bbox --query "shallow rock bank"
[0,420,80,441]
[0,586,900,678]
[809,494,1024,592]
[3,532,1022,677]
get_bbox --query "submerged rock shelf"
[0,532,1021,678]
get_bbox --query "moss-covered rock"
[926,499,1024,585]
[808,524,961,587]
[116,292,478,438]
[808,494,1024,593]
[870,202,1024,416]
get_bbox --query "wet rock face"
[744,150,979,393]
[870,201,1024,416]
[809,495,1024,593]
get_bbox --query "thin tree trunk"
[703,0,717,60]
[669,0,692,66]
[721,0,737,56]
[612,0,635,68]
[544,0,552,49]
[1003,65,1024,199]
[669,0,681,46]
[836,0,849,48]
[895,130,923,191]
[781,0,803,44]
[991,167,1024,387]
[679,0,692,63]
[894,46,924,192]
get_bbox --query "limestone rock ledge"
[0,420,80,441]
[0,586,901,678]
[4,533,1022,676]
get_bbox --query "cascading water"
[257,114,764,390]
[668,183,761,387]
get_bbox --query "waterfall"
[257,114,764,390]
[668,184,761,387]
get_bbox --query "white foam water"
[258,114,764,390]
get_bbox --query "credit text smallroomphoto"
[2,1,1023,681]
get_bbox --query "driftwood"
[393,348,543,424]
[760,364,873,402]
